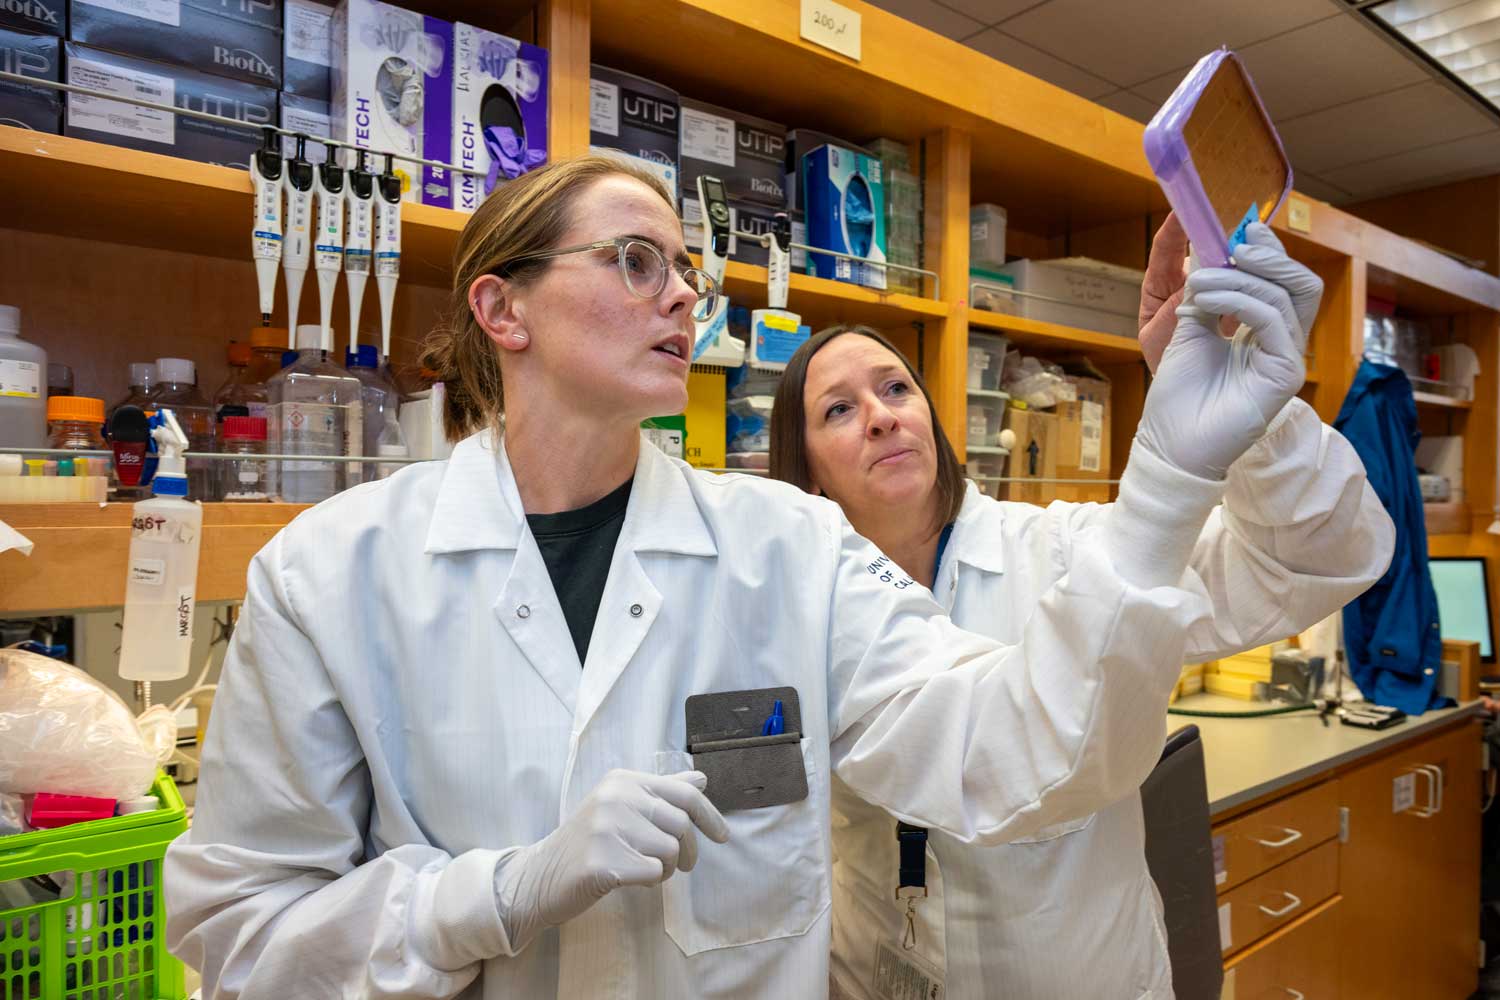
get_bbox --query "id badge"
[873,940,945,1000]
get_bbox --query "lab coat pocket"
[654,738,830,956]
[1007,811,1097,844]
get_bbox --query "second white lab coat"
[166,427,1229,1000]
[829,398,1395,1000]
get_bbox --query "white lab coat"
[829,398,1395,1000]
[166,425,1230,1000]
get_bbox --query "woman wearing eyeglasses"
[167,159,1336,1000]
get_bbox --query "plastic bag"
[0,648,166,801]
[1001,355,1070,409]
[0,792,27,837]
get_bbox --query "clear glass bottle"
[47,395,112,486]
[214,342,269,423]
[246,327,290,391]
[267,325,364,502]
[151,357,216,502]
[345,344,406,483]
[219,415,270,502]
[110,362,158,422]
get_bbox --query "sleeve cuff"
[1108,438,1227,590]
[410,848,519,969]
[1223,397,1324,522]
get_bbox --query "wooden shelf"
[1413,390,1473,410]
[966,445,1010,455]
[0,128,463,288]
[1424,501,1472,537]
[0,502,307,614]
[967,388,1010,399]
[968,310,1143,360]
[706,258,948,329]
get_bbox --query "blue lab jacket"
[1335,360,1446,714]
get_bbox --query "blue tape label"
[1229,203,1259,251]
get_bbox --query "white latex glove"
[1135,223,1323,480]
[493,769,730,950]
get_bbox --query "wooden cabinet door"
[1228,898,1341,999]
[1338,721,1482,999]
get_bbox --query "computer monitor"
[1430,556,1495,664]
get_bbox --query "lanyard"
[893,522,955,949]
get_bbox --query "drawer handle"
[1279,990,1305,999]
[1259,891,1302,919]
[1252,827,1303,849]
[1409,766,1442,818]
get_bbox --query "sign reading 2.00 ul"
[800,0,861,61]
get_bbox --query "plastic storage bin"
[970,203,1007,270]
[0,772,188,1000]
[967,333,1010,392]
[965,394,1007,449]
[998,258,1141,337]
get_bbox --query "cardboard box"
[803,143,887,290]
[0,27,60,132]
[1001,406,1056,505]
[69,0,282,87]
[1052,365,1112,503]
[452,22,548,213]
[282,0,331,100]
[678,97,784,209]
[330,0,452,205]
[280,91,328,163]
[589,64,678,201]
[0,0,62,35]
[65,42,276,168]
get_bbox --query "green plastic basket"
[0,773,188,1000]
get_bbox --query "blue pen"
[760,699,785,736]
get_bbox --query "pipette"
[313,150,346,353]
[374,153,403,364]
[250,127,284,327]
[345,150,375,350]
[282,135,316,350]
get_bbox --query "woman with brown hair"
[166,158,1342,1000]
[769,220,1393,1000]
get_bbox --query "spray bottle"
[344,151,375,351]
[374,153,403,365]
[313,150,346,353]
[250,128,284,327]
[282,136,316,349]
[119,409,201,685]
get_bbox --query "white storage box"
[967,332,1009,392]
[999,258,1142,337]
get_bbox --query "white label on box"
[681,105,735,167]
[1393,771,1416,813]
[77,0,180,25]
[643,426,683,459]
[0,359,41,398]
[287,0,333,66]
[800,0,861,61]
[1079,400,1103,473]
[1212,834,1226,886]
[589,79,619,137]
[1217,902,1232,952]
[129,558,166,587]
[68,59,176,145]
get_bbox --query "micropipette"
[250,127,284,327]
[313,149,346,353]
[345,150,375,351]
[374,153,403,364]
[282,135,316,350]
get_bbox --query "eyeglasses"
[505,237,721,323]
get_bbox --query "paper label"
[0,359,41,398]
[77,0,179,26]
[1212,834,1226,886]
[68,59,176,145]
[1079,400,1103,473]
[175,586,194,639]
[801,0,861,61]
[642,426,683,459]
[287,0,333,66]
[128,557,165,586]
[589,79,619,137]
[275,401,341,473]
[872,939,943,1000]
[681,105,735,167]
[1218,902,1232,952]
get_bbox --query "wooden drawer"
[1214,779,1339,893]
[1226,897,1341,1000]
[1220,839,1339,956]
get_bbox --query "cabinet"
[1225,898,1341,1000]
[1338,721,1483,1000]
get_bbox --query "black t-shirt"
[525,477,633,665]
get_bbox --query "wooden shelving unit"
[2,0,1499,616]
[1413,391,1474,410]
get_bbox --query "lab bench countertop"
[1171,693,1486,817]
